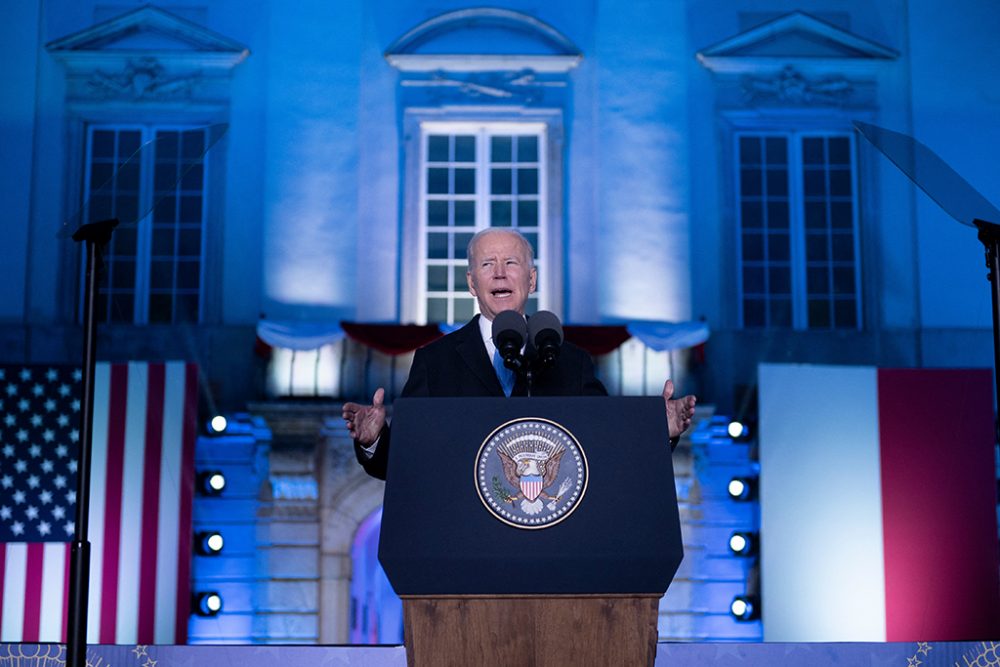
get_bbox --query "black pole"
[975,218,1000,444]
[67,218,118,667]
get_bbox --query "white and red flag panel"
[759,364,1000,641]
[0,362,197,644]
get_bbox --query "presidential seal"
[475,417,588,529]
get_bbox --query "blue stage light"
[727,476,757,502]
[195,531,224,556]
[193,591,223,617]
[728,531,758,557]
[730,594,759,621]
[197,470,226,496]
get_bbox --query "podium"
[379,397,684,666]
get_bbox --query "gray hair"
[466,228,535,271]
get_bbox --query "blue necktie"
[493,350,515,397]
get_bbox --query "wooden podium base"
[401,594,660,667]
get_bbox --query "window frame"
[401,111,563,325]
[733,128,862,331]
[80,123,210,325]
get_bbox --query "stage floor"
[2,640,997,666]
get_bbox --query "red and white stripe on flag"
[759,364,1000,642]
[0,362,197,644]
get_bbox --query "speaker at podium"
[379,396,683,666]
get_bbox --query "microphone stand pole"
[67,218,118,667]
[975,218,1000,443]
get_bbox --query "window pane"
[427,265,448,291]
[178,228,201,256]
[118,162,140,192]
[829,168,851,196]
[742,266,764,294]
[454,297,475,323]
[491,168,512,195]
[766,169,788,197]
[806,232,828,261]
[802,138,824,165]
[808,299,831,328]
[741,201,763,229]
[181,131,205,159]
[739,136,761,165]
[765,137,787,165]
[118,131,141,157]
[454,201,475,226]
[807,266,830,293]
[454,136,475,162]
[767,233,790,261]
[454,233,473,259]
[110,259,135,290]
[834,298,857,328]
[110,293,134,322]
[452,266,468,291]
[831,202,853,228]
[805,202,827,229]
[176,260,200,290]
[453,168,475,194]
[831,233,853,261]
[150,260,173,289]
[517,136,538,162]
[769,297,792,327]
[428,233,448,259]
[154,197,176,224]
[427,168,448,194]
[803,169,826,196]
[181,163,204,191]
[89,195,113,223]
[767,202,789,229]
[157,131,179,158]
[175,294,200,323]
[428,135,449,162]
[833,267,855,294]
[517,200,538,226]
[92,130,115,158]
[740,169,762,196]
[113,225,138,255]
[147,294,171,323]
[491,136,512,163]
[517,168,539,195]
[427,200,448,226]
[155,163,177,191]
[427,298,447,323]
[491,200,512,226]
[742,232,764,261]
[769,266,791,294]
[179,196,202,223]
[152,228,175,256]
[828,138,850,165]
[743,298,765,327]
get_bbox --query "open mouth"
[491,289,513,298]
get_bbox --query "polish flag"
[759,364,1000,641]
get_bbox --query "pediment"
[47,4,248,69]
[698,11,896,74]
[385,8,581,73]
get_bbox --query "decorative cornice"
[742,66,853,106]
[385,7,581,74]
[697,10,896,75]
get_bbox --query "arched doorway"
[349,507,403,644]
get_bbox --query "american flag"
[0,362,197,644]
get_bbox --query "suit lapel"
[455,316,505,396]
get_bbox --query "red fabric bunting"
[341,322,444,356]
[563,325,632,356]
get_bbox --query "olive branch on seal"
[491,476,513,502]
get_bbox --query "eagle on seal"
[497,441,567,515]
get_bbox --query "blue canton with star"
[0,366,82,541]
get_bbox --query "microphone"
[492,310,527,372]
[527,311,563,370]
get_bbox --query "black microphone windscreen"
[528,310,563,346]
[492,310,527,347]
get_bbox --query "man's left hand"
[663,379,697,439]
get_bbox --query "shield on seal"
[520,474,543,501]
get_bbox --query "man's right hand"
[342,388,386,446]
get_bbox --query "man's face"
[466,231,537,321]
